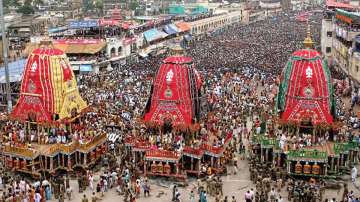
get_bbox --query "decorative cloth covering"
[276,49,335,125]
[11,46,87,122]
[143,56,200,126]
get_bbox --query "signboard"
[99,19,119,26]
[336,13,352,24]
[124,37,137,45]
[68,20,98,29]
[54,39,102,45]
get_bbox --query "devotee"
[352,166,358,182]
[1,9,359,202]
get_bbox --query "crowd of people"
[0,9,359,202]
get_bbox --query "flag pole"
[0,0,12,113]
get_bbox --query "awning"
[335,9,360,25]
[138,47,153,58]
[54,39,107,54]
[139,52,148,58]
[48,27,68,33]
[0,59,27,83]
[71,65,80,71]
[184,34,192,41]
[18,28,31,32]
[158,31,168,38]
[327,0,355,9]
[143,28,168,42]
[79,64,93,72]
[144,29,159,42]
[175,22,191,32]
[163,24,179,35]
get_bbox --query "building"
[321,7,360,83]
[349,0,359,7]
[47,0,83,19]
[7,15,47,42]
[104,0,127,11]
[321,10,334,59]
[281,0,291,11]
[350,37,360,82]
[259,0,281,10]
[189,10,247,36]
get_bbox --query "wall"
[332,37,350,74]
[189,11,244,36]
[321,18,333,58]
[350,52,360,82]
[106,37,124,57]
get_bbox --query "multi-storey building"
[321,10,334,59]
[321,6,360,83]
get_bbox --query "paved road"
[48,116,360,202]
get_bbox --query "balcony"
[347,30,360,42]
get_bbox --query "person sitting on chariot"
[207,166,212,176]
[56,134,62,143]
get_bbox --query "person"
[82,194,89,202]
[232,156,238,175]
[175,188,180,202]
[66,185,73,200]
[223,196,228,202]
[189,190,195,202]
[245,190,252,202]
[343,184,349,201]
[200,190,207,202]
[269,188,276,202]
[89,175,94,190]
[231,196,236,202]
[249,188,254,200]
[277,195,283,202]
[135,179,140,198]
[34,192,42,202]
[91,192,99,202]
[351,166,357,182]
[45,186,52,200]
[143,179,150,197]
[172,185,177,201]
[58,193,64,202]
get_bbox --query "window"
[326,47,331,53]
[356,66,359,73]
[327,31,332,37]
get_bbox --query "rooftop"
[326,0,355,9]
[335,8,360,24]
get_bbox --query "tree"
[17,4,34,14]
[83,0,95,13]
[94,0,103,17]
[129,1,139,11]
[33,0,44,8]
[4,0,20,8]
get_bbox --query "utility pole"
[0,0,12,113]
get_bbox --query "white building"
[189,10,247,36]
[321,10,334,59]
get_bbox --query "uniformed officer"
[78,176,83,193]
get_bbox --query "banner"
[99,19,119,26]
[68,20,98,29]
[54,39,102,45]
[123,37,137,45]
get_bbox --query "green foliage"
[17,4,34,14]
[4,0,20,8]
[83,0,95,12]
[33,0,44,6]
[129,1,139,11]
